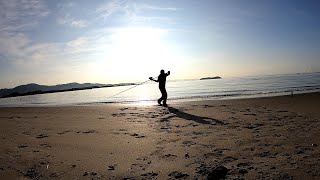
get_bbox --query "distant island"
[0,82,136,98]
[200,76,222,80]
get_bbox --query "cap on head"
[160,69,165,74]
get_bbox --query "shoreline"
[1,90,319,107]
[0,92,319,179]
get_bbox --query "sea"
[0,72,319,106]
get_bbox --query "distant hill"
[0,82,135,98]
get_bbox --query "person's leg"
[157,97,162,105]
[158,89,164,105]
[162,90,168,106]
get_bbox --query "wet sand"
[0,92,319,179]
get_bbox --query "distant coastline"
[0,72,319,106]
[0,82,136,98]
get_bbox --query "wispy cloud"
[0,0,176,87]
[0,30,111,66]
[57,15,88,28]
[0,0,50,65]
[0,32,30,59]
[56,2,88,28]
[96,0,177,24]
[70,20,88,28]
[96,0,129,19]
[0,0,49,32]
[130,15,176,25]
[137,4,177,11]
[57,1,75,9]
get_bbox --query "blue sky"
[0,0,319,88]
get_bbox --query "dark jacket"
[158,73,170,89]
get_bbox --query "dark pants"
[158,88,167,105]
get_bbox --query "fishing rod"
[108,77,157,99]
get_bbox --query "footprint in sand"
[120,107,129,111]
[22,131,31,135]
[277,110,289,113]
[36,134,48,139]
[295,146,314,155]
[182,141,196,147]
[39,143,51,148]
[223,156,238,163]
[18,145,28,148]
[243,113,257,116]
[168,171,189,179]
[202,105,214,108]
[210,149,230,156]
[141,172,158,179]
[112,113,126,117]
[76,130,96,134]
[130,133,145,138]
[162,154,177,161]
[237,162,252,169]
[9,116,21,119]
[160,126,172,130]
[130,163,148,172]
[57,130,72,135]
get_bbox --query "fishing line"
[107,77,156,99]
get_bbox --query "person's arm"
[149,77,158,82]
[166,71,170,76]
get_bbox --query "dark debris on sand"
[24,165,41,179]
[141,172,158,179]
[196,164,229,180]
[24,168,38,179]
[168,171,189,179]
[122,172,158,180]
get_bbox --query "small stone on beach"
[108,165,115,170]
[90,171,97,176]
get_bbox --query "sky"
[0,0,320,88]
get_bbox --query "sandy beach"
[0,92,319,179]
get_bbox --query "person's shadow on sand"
[161,106,224,125]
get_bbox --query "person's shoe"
[163,103,168,107]
[157,99,162,105]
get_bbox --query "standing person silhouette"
[150,70,170,106]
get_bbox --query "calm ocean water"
[0,72,319,106]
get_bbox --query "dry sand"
[0,93,319,179]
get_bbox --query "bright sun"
[97,27,177,82]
